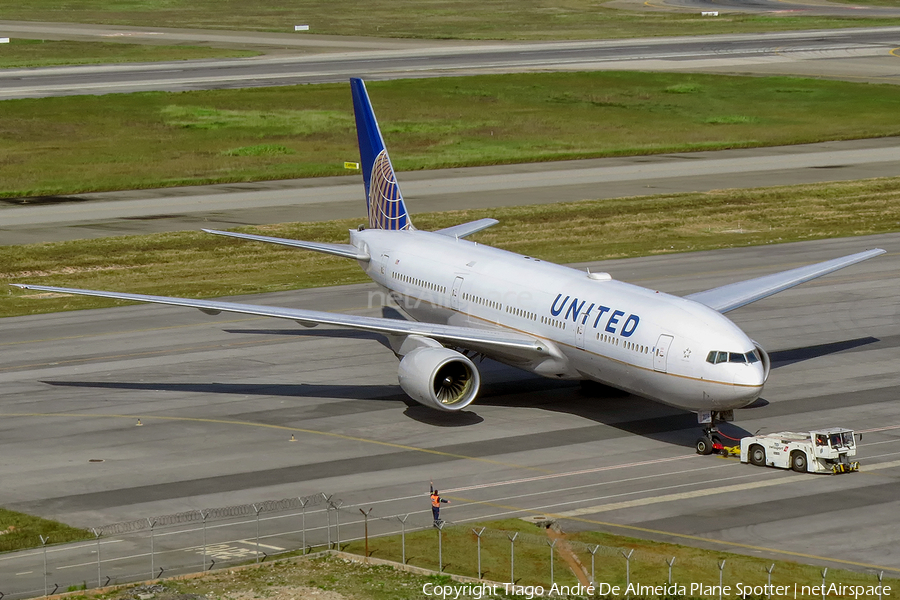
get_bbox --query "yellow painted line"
[890,47,900,58]
[448,459,900,573]
[0,412,550,473]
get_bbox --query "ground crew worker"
[430,480,449,524]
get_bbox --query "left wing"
[11,284,548,355]
[686,248,885,313]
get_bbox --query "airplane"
[13,78,885,455]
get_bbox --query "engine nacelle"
[398,347,480,411]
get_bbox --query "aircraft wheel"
[696,436,714,455]
[749,444,766,467]
[791,451,808,473]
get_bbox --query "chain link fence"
[1,494,890,600]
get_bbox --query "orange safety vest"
[431,493,440,507]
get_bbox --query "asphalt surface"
[1,27,900,99]
[2,16,900,596]
[616,0,900,17]
[1,234,898,593]
[3,135,900,246]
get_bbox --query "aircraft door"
[654,334,674,372]
[451,277,464,310]
[380,253,390,277]
[576,323,585,349]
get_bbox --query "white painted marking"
[239,540,284,551]
[554,458,900,518]
[446,453,697,493]
[16,570,33,575]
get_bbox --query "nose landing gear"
[695,410,734,455]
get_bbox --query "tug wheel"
[749,444,766,467]
[791,451,808,473]
[696,436,714,455]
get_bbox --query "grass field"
[334,518,900,593]
[0,507,90,553]
[2,72,900,199]
[4,0,900,39]
[0,38,258,68]
[4,176,900,318]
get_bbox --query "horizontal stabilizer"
[434,219,499,239]
[11,284,547,354]
[686,248,885,313]
[203,229,370,261]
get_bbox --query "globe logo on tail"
[368,150,410,231]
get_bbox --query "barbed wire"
[96,492,334,536]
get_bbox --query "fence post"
[325,496,333,549]
[507,532,518,584]
[766,564,775,599]
[92,528,102,588]
[821,568,828,600]
[398,514,409,564]
[299,497,309,553]
[878,571,884,600]
[719,560,727,600]
[588,545,600,586]
[437,521,444,572]
[147,518,158,579]
[667,556,676,585]
[548,539,557,588]
[253,504,263,563]
[200,510,210,570]
[332,500,344,550]
[360,508,373,562]
[39,535,49,597]
[473,528,486,579]
[622,549,634,598]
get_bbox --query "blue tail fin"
[350,78,413,231]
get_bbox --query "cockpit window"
[706,351,729,364]
[708,350,758,365]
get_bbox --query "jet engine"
[398,347,480,411]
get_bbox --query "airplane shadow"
[43,335,875,449]
[769,336,878,369]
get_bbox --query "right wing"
[202,229,370,261]
[11,284,548,355]
[685,248,885,313]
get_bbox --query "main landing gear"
[695,410,734,455]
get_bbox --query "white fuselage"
[351,228,767,412]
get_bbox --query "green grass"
[0,38,258,68]
[4,176,900,318]
[2,72,900,199]
[5,0,900,39]
[335,518,900,591]
[0,507,91,553]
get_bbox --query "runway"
[1,233,898,592]
[4,135,900,246]
[2,27,900,99]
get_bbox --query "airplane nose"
[734,361,767,388]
